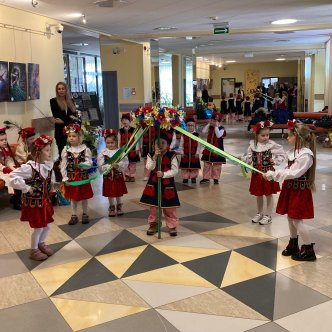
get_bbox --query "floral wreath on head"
[63,123,81,135]
[0,127,6,135]
[287,119,305,151]
[252,120,273,133]
[102,128,117,138]
[34,134,53,149]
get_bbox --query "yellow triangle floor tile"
[152,244,227,263]
[220,252,274,288]
[96,245,147,278]
[124,264,216,288]
[276,239,306,271]
[51,298,148,331]
[203,224,274,239]
[31,258,90,296]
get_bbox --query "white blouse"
[265,147,314,183]
[9,160,55,193]
[146,153,178,178]
[202,123,225,138]
[60,144,92,182]
[97,148,129,173]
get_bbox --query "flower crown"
[18,127,36,142]
[102,128,117,138]
[63,123,81,135]
[252,120,274,133]
[34,134,53,149]
[0,127,6,135]
[287,119,296,131]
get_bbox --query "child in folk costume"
[98,129,128,217]
[60,123,93,225]
[220,95,228,122]
[119,113,140,182]
[179,117,202,184]
[9,135,55,261]
[242,120,285,225]
[264,121,317,261]
[235,94,243,121]
[15,127,36,165]
[227,93,236,123]
[141,126,157,180]
[140,131,180,237]
[200,112,226,185]
[0,128,16,193]
[242,96,252,122]
[252,93,262,113]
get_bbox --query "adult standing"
[50,82,77,158]
[201,85,209,103]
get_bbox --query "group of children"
[0,113,318,262]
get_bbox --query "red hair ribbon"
[102,128,117,138]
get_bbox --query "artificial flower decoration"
[252,120,274,133]
[102,129,117,138]
[18,127,36,142]
[0,127,6,134]
[287,119,296,131]
[63,123,81,135]
[34,134,53,149]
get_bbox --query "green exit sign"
[214,26,229,34]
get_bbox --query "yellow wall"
[0,5,64,144]
[210,61,298,101]
[100,43,151,105]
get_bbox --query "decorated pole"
[157,125,162,239]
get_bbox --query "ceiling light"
[82,15,87,24]
[154,27,177,31]
[271,19,297,25]
[67,13,84,18]
[226,60,236,63]
[185,36,193,40]
[94,0,131,7]
[276,58,286,61]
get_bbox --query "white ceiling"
[3,0,332,62]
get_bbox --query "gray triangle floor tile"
[181,220,235,233]
[97,230,147,255]
[122,245,178,278]
[81,309,180,332]
[183,251,232,287]
[0,252,28,278]
[51,257,118,296]
[16,240,70,271]
[223,273,276,320]
[121,209,150,219]
[180,212,237,224]
[235,239,278,270]
[246,322,289,332]
[273,273,330,320]
[0,298,72,332]
[59,217,101,239]
[75,230,122,256]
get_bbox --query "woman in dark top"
[50,82,77,158]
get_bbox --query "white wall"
[0,5,64,144]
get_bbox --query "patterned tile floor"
[1,124,332,331]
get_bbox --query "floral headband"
[63,123,81,135]
[34,134,53,149]
[252,120,273,133]
[0,127,6,135]
[121,113,131,121]
[102,128,117,138]
[18,127,36,142]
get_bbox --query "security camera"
[56,24,64,33]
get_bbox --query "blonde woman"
[50,82,77,157]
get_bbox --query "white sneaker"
[259,215,272,225]
[251,213,263,223]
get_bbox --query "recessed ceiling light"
[70,43,89,46]
[226,60,236,63]
[67,13,84,18]
[271,19,297,25]
[158,36,177,39]
[275,58,286,61]
[94,0,131,7]
[154,27,177,31]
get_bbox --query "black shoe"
[292,244,316,261]
[214,179,219,184]
[82,214,90,224]
[182,179,189,184]
[282,237,299,256]
[191,178,196,183]
[200,179,210,184]
[68,215,79,225]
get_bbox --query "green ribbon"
[175,126,264,175]
[65,127,149,186]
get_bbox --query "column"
[325,39,332,113]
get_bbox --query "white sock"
[296,219,311,244]
[287,217,298,238]
[266,195,273,216]
[116,197,122,204]
[256,196,263,214]
[39,224,52,244]
[82,200,88,214]
[108,197,116,206]
[71,201,78,215]
[31,228,44,249]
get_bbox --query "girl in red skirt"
[98,129,128,217]
[242,120,285,225]
[264,121,317,261]
[9,135,55,261]
[60,123,93,225]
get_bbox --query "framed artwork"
[9,62,27,102]
[0,61,9,102]
[221,78,235,98]
[28,63,40,100]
